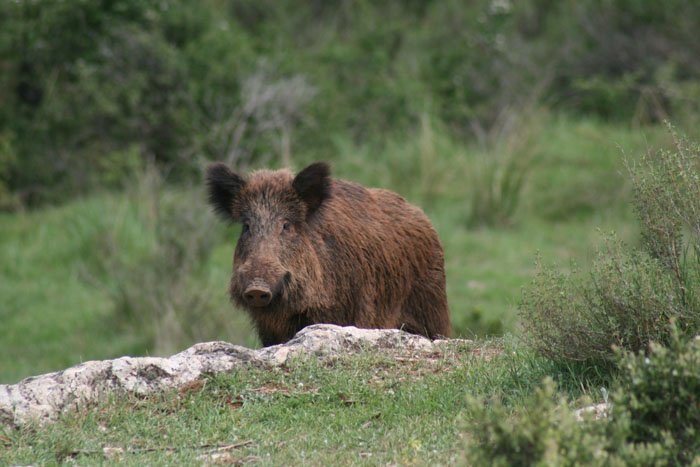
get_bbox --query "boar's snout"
[243,280,273,308]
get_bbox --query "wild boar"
[206,161,452,346]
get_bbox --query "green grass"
[0,337,601,465]
[0,193,255,384]
[0,196,129,383]
[0,114,676,383]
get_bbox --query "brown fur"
[206,162,452,346]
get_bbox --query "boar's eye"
[282,221,291,232]
[242,222,250,234]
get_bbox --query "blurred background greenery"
[1,0,699,383]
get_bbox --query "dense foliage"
[2,0,699,205]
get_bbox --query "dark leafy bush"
[521,129,700,362]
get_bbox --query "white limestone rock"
[0,324,444,427]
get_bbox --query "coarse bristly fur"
[206,161,452,346]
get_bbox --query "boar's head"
[206,162,330,312]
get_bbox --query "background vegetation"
[3,0,700,205]
[2,0,699,377]
[2,1,700,463]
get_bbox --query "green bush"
[464,378,608,466]
[521,129,700,362]
[465,337,700,464]
[613,335,700,463]
[463,380,672,466]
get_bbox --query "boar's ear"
[206,162,247,221]
[292,162,331,218]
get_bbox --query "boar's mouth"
[241,272,291,309]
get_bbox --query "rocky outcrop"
[0,324,453,427]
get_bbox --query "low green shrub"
[613,335,700,463]
[464,378,607,466]
[522,241,688,363]
[521,129,700,363]
[465,336,700,465]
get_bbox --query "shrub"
[612,335,700,463]
[465,337,700,464]
[464,378,608,466]
[521,128,700,362]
